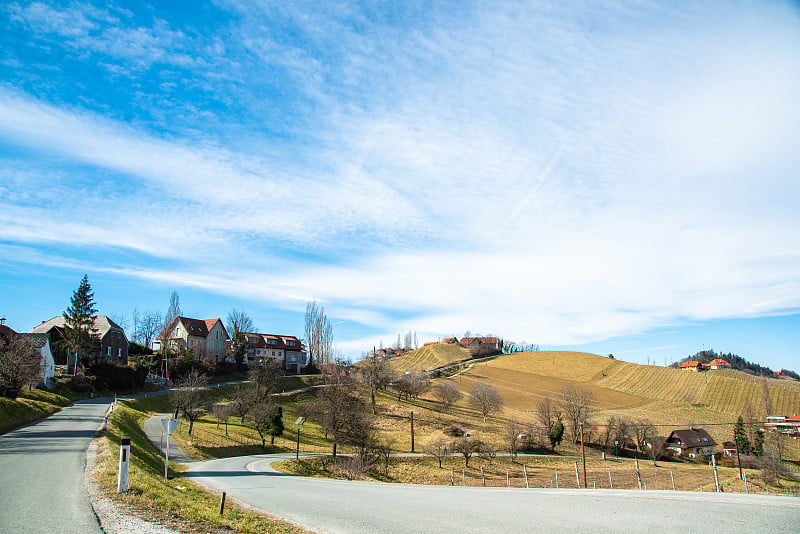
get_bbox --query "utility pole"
[735,439,744,480]
[410,410,415,453]
[580,423,587,488]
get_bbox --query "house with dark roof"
[159,316,228,363]
[32,315,128,367]
[665,427,717,459]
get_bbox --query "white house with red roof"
[159,316,229,363]
[707,358,732,370]
[237,332,306,373]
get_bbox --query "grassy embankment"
[93,385,308,533]
[0,387,87,435]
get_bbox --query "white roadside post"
[117,437,131,492]
[161,417,180,482]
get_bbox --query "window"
[287,340,295,347]
[107,346,112,356]
[272,351,275,356]
[266,338,277,346]
[118,348,122,357]
[219,342,224,349]
[215,330,219,339]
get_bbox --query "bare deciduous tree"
[0,335,41,398]
[632,419,656,455]
[171,369,208,435]
[560,383,593,444]
[304,301,333,373]
[312,384,365,457]
[452,436,481,467]
[227,309,255,366]
[211,403,233,435]
[432,380,462,412]
[536,395,558,444]
[506,419,524,460]
[138,310,163,349]
[226,309,255,336]
[469,382,504,422]
[424,436,451,468]
[249,358,283,398]
[393,373,430,402]
[230,384,256,423]
[251,400,284,448]
[362,351,396,413]
[165,291,181,327]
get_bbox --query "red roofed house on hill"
[234,332,307,373]
[158,316,229,363]
[680,360,704,372]
[707,358,732,370]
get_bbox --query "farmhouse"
[158,316,228,363]
[707,358,732,370]
[680,360,704,372]
[665,427,717,459]
[32,315,128,367]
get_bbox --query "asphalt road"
[0,397,112,534]
[186,454,800,533]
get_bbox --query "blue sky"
[1,1,799,370]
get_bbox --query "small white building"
[22,333,56,389]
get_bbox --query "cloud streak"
[1,0,799,360]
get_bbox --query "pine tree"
[733,415,751,454]
[61,274,99,371]
[268,406,284,445]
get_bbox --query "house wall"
[38,342,55,388]
[205,321,228,362]
[99,329,128,365]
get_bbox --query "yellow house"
[680,360,704,372]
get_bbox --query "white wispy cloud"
[1,0,799,356]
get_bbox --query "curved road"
[186,454,800,533]
[0,397,112,533]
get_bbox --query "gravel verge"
[85,436,180,534]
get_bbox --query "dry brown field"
[389,344,471,373]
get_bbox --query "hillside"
[387,343,471,373]
[453,351,800,458]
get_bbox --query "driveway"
[185,454,800,533]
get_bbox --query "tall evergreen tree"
[733,415,751,454]
[61,274,99,371]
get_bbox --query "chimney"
[0,317,5,325]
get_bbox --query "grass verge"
[0,387,87,435]
[92,396,308,533]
